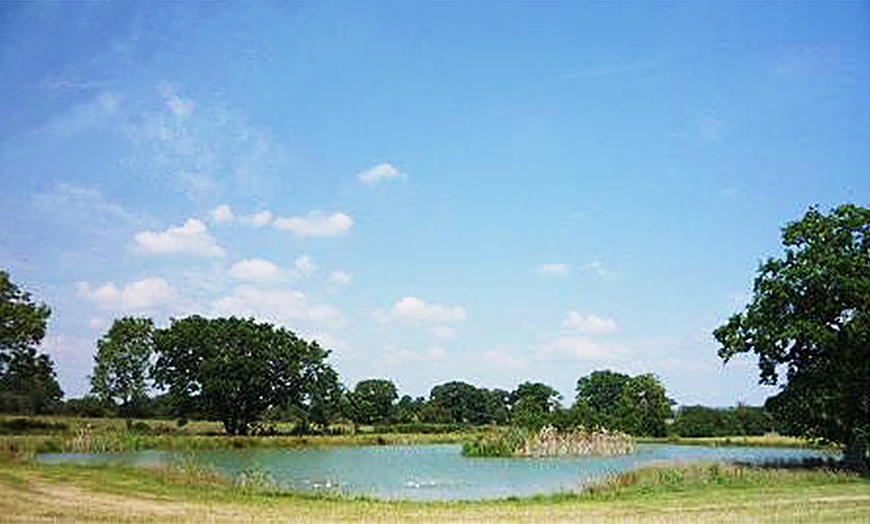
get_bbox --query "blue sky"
[1,2,868,406]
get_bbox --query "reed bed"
[519,425,634,457]
[464,425,634,457]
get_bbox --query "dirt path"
[2,474,869,523]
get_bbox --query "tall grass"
[464,425,634,457]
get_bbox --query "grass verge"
[0,453,867,523]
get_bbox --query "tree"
[574,370,631,430]
[573,370,672,436]
[395,395,425,423]
[510,382,562,429]
[152,315,340,435]
[714,204,870,469]
[90,317,154,417]
[0,346,63,414]
[428,381,489,425]
[0,271,50,372]
[620,374,673,437]
[347,378,398,424]
[0,270,62,414]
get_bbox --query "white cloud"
[211,204,234,224]
[328,270,352,286]
[77,278,177,312]
[381,345,446,366]
[431,326,456,340]
[426,346,446,361]
[134,218,224,257]
[358,163,405,184]
[229,258,280,281]
[483,349,526,369]
[213,286,342,327]
[241,210,273,228]
[378,296,466,323]
[563,311,618,334]
[294,255,317,276]
[274,211,353,238]
[540,335,616,361]
[579,261,616,279]
[535,263,570,277]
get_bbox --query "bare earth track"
[1,464,869,524]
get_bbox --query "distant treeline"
[0,274,777,439]
[31,377,776,439]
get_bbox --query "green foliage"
[509,382,561,430]
[463,426,529,457]
[573,370,673,437]
[427,381,490,424]
[0,271,62,414]
[673,405,774,438]
[0,271,50,363]
[346,378,398,424]
[714,204,870,468]
[394,395,426,423]
[152,316,341,436]
[90,317,154,417]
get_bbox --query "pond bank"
[1,456,867,523]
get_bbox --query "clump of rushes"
[463,425,634,457]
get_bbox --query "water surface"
[39,443,833,501]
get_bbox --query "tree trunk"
[844,435,868,472]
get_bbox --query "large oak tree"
[153,315,340,435]
[714,204,869,469]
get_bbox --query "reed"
[463,425,634,457]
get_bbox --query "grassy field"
[0,415,480,454]
[0,454,867,523]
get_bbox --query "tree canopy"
[152,315,340,435]
[90,317,154,417]
[347,378,398,424]
[574,370,673,437]
[714,204,869,468]
[0,270,61,414]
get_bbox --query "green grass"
[0,454,867,523]
[638,434,837,450]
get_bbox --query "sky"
[1,2,868,407]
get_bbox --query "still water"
[39,443,833,501]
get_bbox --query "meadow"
[1,415,867,521]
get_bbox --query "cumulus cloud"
[229,258,280,281]
[77,278,177,312]
[294,255,317,276]
[579,261,616,279]
[483,349,526,368]
[213,286,342,327]
[241,210,273,228]
[358,163,405,184]
[211,204,234,224]
[134,219,224,257]
[540,335,615,361]
[328,270,352,286]
[382,345,447,365]
[377,296,466,323]
[431,326,456,340]
[535,263,570,277]
[274,211,353,238]
[563,311,618,334]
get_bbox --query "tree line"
[0,276,767,438]
[1,202,868,464]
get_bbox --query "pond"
[39,443,834,501]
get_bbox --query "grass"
[0,453,867,522]
[638,434,838,450]
[0,415,480,454]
